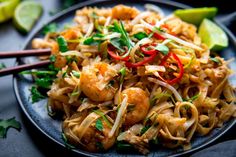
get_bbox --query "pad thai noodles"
[29,4,236,154]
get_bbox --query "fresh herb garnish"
[119,67,126,83]
[83,33,104,45]
[94,110,112,128]
[72,70,80,78]
[42,23,58,35]
[110,21,134,56]
[31,86,46,103]
[133,32,148,40]
[140,125,151,135]
[0,117,21,138]
[65,56,78,64]
[155,44,169,55]
[116,141,133,152]
[210,57,221,64]
[183,93,200,102]
[91,12,99,19]
[0,62,6,70]
[35,77,53,89]
[57,36,68,52]
[49,55,56,62]
[62,133,75,149]
[110,38,125,52]
[95,119,103,131]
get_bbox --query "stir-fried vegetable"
[57,36,68,52]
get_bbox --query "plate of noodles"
[13,0,236,156]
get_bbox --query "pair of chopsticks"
[0,49,51,77]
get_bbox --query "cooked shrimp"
[121,87,150,126]
[80,61,119,102]
[112,5,139,20]
[63,111,116,152]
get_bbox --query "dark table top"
[0,1,235,157]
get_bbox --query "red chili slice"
[125,53,157,68]
[140,43,157,55]
[159,52,184,84]
[107,45,129,61]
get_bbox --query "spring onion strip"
[140,20,203,51]
[94,32,121,40]
[148,77,183,102]
[130,38,152,62]
[145,4,165,18]
[109,94,128,138]
[131,11,151,25]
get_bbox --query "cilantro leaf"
[155,44,169,55]
[133,32,148,40]
[0,117,21,138]
[95,119,103,131]
[31,86,46,103]
[49,55,56,62]
[35,78,53,89]
[0,62,6,70]
[111,21,134,56]
[42,23,58,35]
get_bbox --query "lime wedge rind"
[0,0,20,23]
[13,1,43,33]
[198,19,228,51]
[174,7,218,26]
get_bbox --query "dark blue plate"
[13,0,236,156]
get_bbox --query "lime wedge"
[174,7,217,26]
[13,1,43,33]
[198,19,228,51]
[0,0,20,23]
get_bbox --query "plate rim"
[13,0,236,156]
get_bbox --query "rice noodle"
[131,11,151,25]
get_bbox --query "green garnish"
[155,44,169,55]
[49,54,56,62]
[0,117,21,138]
[95,119,103,131]
[140,125,151,135]
[30,86,45,103]
[42,23,57,35]
[110,21,134,56]
[57,36,68,52]
[110,38,125,52]
[91,12,99,19]
[183,93,200,102]
[210,57,221,64]
[116,141,133,152]
[0,62,6,70]
[20,70,57,77]
[133,32,148,40]
[72,70,80,78]
[94,110,112,128]
[61,133,75,149]
[35,77,53,89]
[83,33,104,45]
[119,67,126,83]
